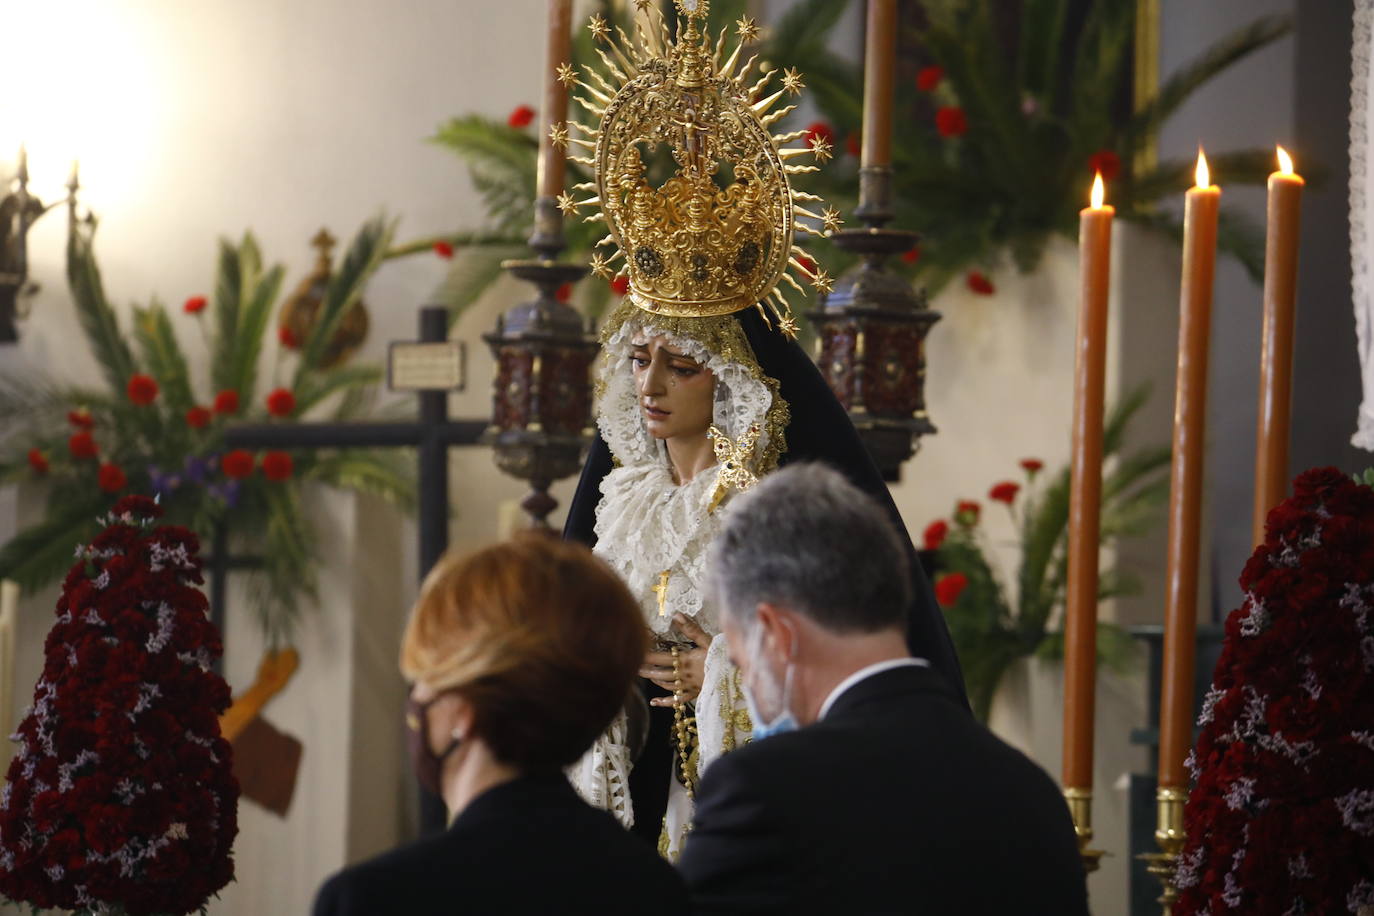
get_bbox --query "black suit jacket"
[678,665,1089,915]
[314,771,688,915]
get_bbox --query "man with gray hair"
[678,464,1089,914]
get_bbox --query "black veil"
[564,306,967,701]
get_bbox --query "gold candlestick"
[1139,787,1188,913]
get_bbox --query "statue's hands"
[642,614,712,707]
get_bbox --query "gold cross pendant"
[653,570,670,617]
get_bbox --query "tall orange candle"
[1252,146,1304,545]
[536,0,573,200]
[860,0,896,169]
[1063,172,1113,794]
[1158,150,1221,791]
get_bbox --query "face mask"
[406,692,463,796]
[741,622,798,741]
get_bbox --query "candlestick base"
[1137,786,1188,915]
[1062,787,1105,874]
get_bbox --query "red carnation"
[935,106,968,138]
[555,283,572,303]
[185,406,212,428]
[1087,149,1121,183]
[261,451,294,482]
[611,275,630,296]
[27,449,49,474]
[934,572,969,607]
[796,254,816,275]
[507,104,536,129]
[922,519,949,551]
[220,449,254,479]
[803,121,835,147]
[966,271,995,295]
[68,431,98,460]
[213,389,239,415]
[183,295,208,314]
[844,134,861,158]
[97,462,127,493]
[433,240,455,259]
[1020,458,1044,475]
[902,247,921,265]
[67,409,94,429]
[989,480,1020,504]
[916,65,944,91]
[265,387,296,418]
[126,373,159,406]
[954,500,980,526]
[278,325,300,349]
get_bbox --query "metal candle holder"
[1139,786,1187,913]
[484,196,598,527]
[809,166,940,481]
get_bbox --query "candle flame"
[1277,145,1293,174]
[1195,149,1210,188]
[1090,171,1105,209]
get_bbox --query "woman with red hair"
[312,534,686,915]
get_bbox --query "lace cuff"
[696,633,753,776]
[567,709,635,828]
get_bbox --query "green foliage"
[933,387,1166,721]
[772,0,1291,289]
[398,0,1291,314]
[0,216,413,645]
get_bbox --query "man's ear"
[754,602,797,660]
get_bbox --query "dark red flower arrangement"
[0,495,238,914]
[1174,468,1374,915]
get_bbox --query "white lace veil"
[594,307,784,471]
[1353,0,1374,450]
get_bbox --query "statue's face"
[631,335,715,441]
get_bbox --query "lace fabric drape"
[1352,0,1374,449]
[568,312,773,860]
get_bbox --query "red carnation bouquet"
[0,495,239,915]
[1175,468,1374,915]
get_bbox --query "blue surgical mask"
[741,623,798,741]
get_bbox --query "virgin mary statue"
[558,0,966,858]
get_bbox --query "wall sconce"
[0,147,77,343]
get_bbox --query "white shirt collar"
[818,657,929,720]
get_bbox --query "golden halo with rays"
[554,0,839,338]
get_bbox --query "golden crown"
[553,0,841,338]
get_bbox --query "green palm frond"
[432,244,526,327]
[132,300,196,412]
[293,365,385,417]
[305,450,416,514]
[210,238,243,394]
[230,260,286,402]
[251,483,317,647]
[66,222,139,395]
[0,493,106,592]
[295,214,396,382]
[1125,14,1293,152]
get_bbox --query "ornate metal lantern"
[1,149,72,344]
[810,173,941,481]
[484,200,599,527]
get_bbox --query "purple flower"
[183,454,210,484]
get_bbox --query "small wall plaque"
[388,341,466,392]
